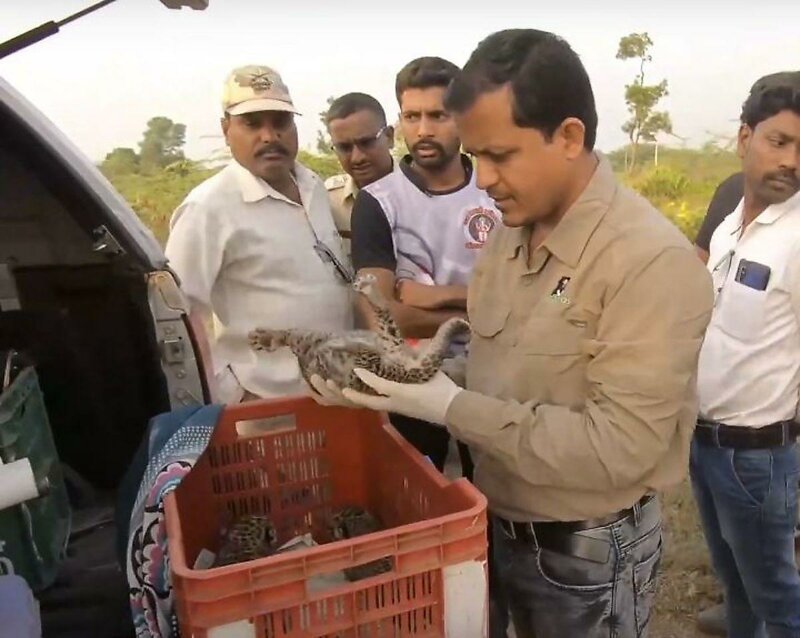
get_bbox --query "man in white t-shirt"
[334,57,500,476]
[311,56,506,638]
[693,71,800,638]
[165,65,353,403]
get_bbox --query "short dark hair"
[395,57,460,105]
[445,29,598,150]
[741,71,800,130]
[325,92,387,127]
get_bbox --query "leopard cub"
[248,273,470,395]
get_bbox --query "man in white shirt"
[693,71,800,638]
[165,65,353,403]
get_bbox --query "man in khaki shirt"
[313,30,713,638]
[324,93,394,263]
[324,172,357,242]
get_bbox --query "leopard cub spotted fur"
[248,273,470,395]
[328,506,392,581]
[213,513,277,567]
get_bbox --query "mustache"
[255,143,289,157]
[766,170,799,186]
[411,140,445,155]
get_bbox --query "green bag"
[0,351,71,591]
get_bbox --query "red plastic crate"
[164,397,488,637]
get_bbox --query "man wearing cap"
[691,71,800,638]
[324,92,395,265]
[165,65,352,403]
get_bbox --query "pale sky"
[1,0,798,163]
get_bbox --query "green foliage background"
[104,142,739,246]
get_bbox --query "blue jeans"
[690,437,800,638]
[491,496,662,638]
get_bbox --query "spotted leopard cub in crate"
[248,273,470,395]
[328,506,393,581]
[213,514,278,567]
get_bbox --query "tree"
[616,32,672,171]
[100,147,139,177]
[316,96,336,155]
[138,116,186,173]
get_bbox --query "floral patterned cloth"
[124,404,222,638]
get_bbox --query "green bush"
[108,169,217,243]
[298,151,341,180]
[103,151,344,244]
[103,146,733,248]
[658,200,706,241]
[633,166,691,201]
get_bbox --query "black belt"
[695,419,800,449]
[496,494,654,564]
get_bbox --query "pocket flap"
[470,305,510,338]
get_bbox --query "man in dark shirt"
[694,172,745,264]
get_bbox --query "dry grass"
[650,480,720,637]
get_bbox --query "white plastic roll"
[0,458,40,511]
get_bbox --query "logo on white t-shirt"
[463,207,499,249]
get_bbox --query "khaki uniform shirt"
[445,156,714,522]
[325,173,357,266]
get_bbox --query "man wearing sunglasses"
[165,65,353,404]
[325,92,395,264]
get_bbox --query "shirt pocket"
[471,303,511,339]
[519,317,585,355]
[468,265,512,340]
[518,317,588,405]
[716,281,767,342]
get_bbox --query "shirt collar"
[506,153,616,267]
[343,174,358,201]
[754,189,800,225]
[722,188,800,237]
[399,153,474,196]
[230,158,313,205]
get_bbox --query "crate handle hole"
[236,414,297,438]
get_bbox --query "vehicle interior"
[0,101,173,637]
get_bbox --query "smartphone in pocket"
[735,259,771,291]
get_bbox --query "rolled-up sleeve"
[447,247,714,491]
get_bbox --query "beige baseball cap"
[222,65,301,116]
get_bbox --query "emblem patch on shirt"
[550,277,572,304]
[463,207,498,249]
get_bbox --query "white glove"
[341,369,463,426]
[440,356,467,387]
[307,374,362,409]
